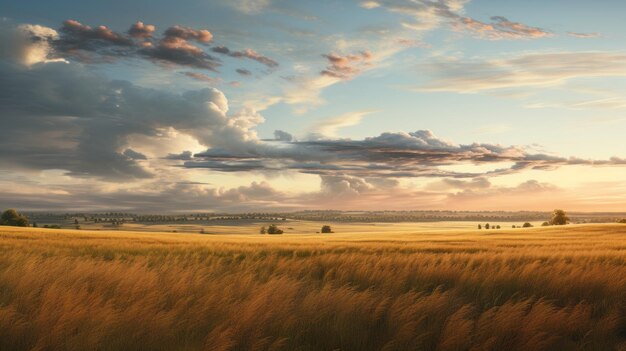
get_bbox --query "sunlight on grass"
[0,225,625,350]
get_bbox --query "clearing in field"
[0,224,625,350]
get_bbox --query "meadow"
[0,224,625,350]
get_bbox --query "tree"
[478,224,482,229]
[523,222,533,228]
[496,225,501,229]
[542,222,550,226]
[1,209,29,227]
[485,223,490,229]
[549,209,569,226]
[321,225,333,233]
[618,219,626,224]
[260,226,266,234]
[267,224,283,234]
[512,225,516,228]
[74,219,79,225]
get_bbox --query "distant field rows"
[34,220,549,234]
[0,225,625,350]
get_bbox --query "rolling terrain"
[0,224,625,350]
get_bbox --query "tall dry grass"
[0,225,625,350]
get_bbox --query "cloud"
[123,149,148,160]
[446,180,559,210]
[12,19,278,73]
[59,19,134,47]
[128,21,156,38]
[139,27,220,71]
[418,51,626,93]
[236,68,252,76]
[0,23,64,66]
[164,151,194,161]
[361,0,550,40]
[163,25,213,43]
[188,129,626,180]
[307,110,377,139]
[212,46,279,68]
[427,177,492,191]
[181,71,222,84]
[46,19,222,70]
[0,180,289,212]
[0,31,266,181]
[319,174,374,196]
[273,130,294,142]
[567,31,600,39]
[320,51,373,80]
[455,16,551,40]
[228,0,272,14]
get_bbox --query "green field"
[1,224,625,350]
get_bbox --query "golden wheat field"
[1,224,625,351]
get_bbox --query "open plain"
[1,224,625,350]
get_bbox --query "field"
[1,224,625,350]
[39,219,546,234]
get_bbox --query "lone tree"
[267,224,283,235]
[1,209,29,227]
[478,224,482,229]
[549,209,570,226]
[321,225,333,233]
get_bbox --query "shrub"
[523,222,533,228]
[321,225,333,233]
[542,222,550,226]
[1,209,29,227]
[549,209,570,226]
[267,224,283,235]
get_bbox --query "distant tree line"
[479,210,571,230]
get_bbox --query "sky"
[1,0,625,213]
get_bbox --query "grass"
[61,220,546,234]
[0,224,625,350]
